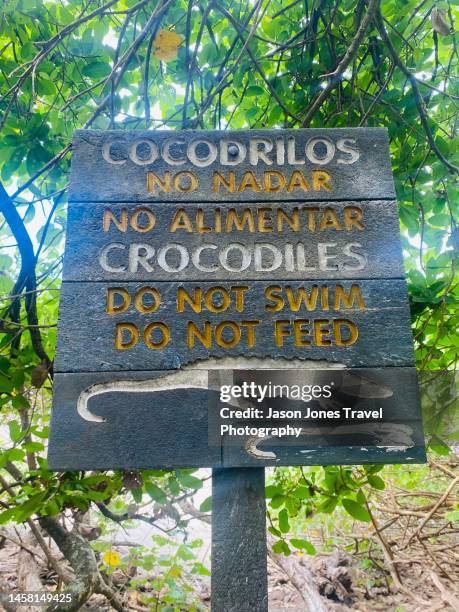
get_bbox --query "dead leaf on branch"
[31,360,49,388]
[431,8,450,36]
[154,29,183,61]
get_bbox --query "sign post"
[212,468,267,612]
[49,128,425,610]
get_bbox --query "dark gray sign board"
[63,200,404,281]
[69,128,395,202]
[48,128,426,470]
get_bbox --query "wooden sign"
[48,128,425,470]
[69,128,395,202]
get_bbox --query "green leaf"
[270,495,285,509]
[199,496,212,512]
[177,473,203,490]
[444,510,459,522]
[318,497,338,514]
[342,498,372,522]
[0,508,17,525]
[12,394,30,409]
[86,490,110,502]
[37,77,56,96]
[145,482,167,503]
[23,441,45,453]
[246,85,265,96]
[367,475,385,490]
[0,374,13,393]
[268,525,282,538]
[8,420,23,442]
[265,484,282,498]
[272,539,290,555]
[168,477,180,495]
[290,538,316,554]
[15,492,48,522]
[177,544,195,561]
[131,487,142,503]
[292,486,313,499]
[82,61,111,78]
[278,508,290,533]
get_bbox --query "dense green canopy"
[0,0,457,608]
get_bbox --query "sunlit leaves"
[0,1,456,574]
[341,498,372,522]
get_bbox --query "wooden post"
[211,467,268,612]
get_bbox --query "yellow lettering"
[286,286,318,312]
[205,287,231,313]
[144,322,170,349]
[287,170,310,192]
[333,284,365,310]
[131,207,156,233]
[213,171,235,192]
[170,209,193,233]
[304,207,319,231]
[103,208,127,232]
[115,323,138,350]
[263,170,285,192]
[313,319,331,346]
[215,321,241,348]
[147,171,170,193]
[177,287,202,313]
[274,319,291,346]
[134,287,161,313]
[196,209,212,233]
[293,320,311,346]
[238,171,261,192]
[277,208,299,232]
[187,321,212,348]
[312,170,332,191]
[173,171,198,193]
[232,286,249,312]
[106,288,130,314]
[241,320,259,348]
[334,319,358,346]
[320,208,342,231]
[225,209,255,232]
[265,286,284,312]
[257,208,273,233]
[344,206,364,230]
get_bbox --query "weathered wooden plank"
[48,371,221,470]
[215,367,426,466]
[48,367,425,470]
[211,468,268,612]
[54,279,415,373]
[62,200,405,282]
[208,367,425,424]
[221,438,426,467]
[69,128,395,202]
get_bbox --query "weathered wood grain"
[48,371,221,470]
[69,128,395,202]
[49,126,425,472]
[212,468,268,612]
[217,367,426,466]
[62,200,404,281]
[53,279,415,372]
[48,367,425,470]
[221,436,426,467]
[209,367,425,423]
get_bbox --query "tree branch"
[301,0,380,127]
[0,182,51,367]
[376,9,458,174]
